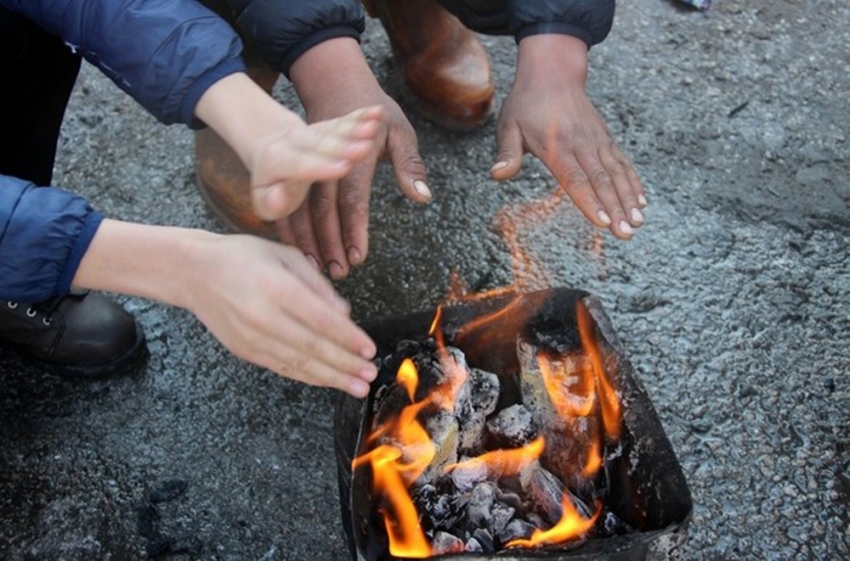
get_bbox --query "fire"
[506,495,602,549]
[351,359,437,558]
[577,301,622,440]
[444,436,545,479]
[352,297,622,557]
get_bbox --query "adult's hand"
[284,38,430,279]
[491,34,646,240]
[74,220,379,398]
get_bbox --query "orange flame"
[354,295,623,556]
[444,437,545,479]
[538,353,596,418]
[577,301,621,440]
[506,496,601,549]
[352,360,439,558]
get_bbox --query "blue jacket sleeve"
[0,175,102,302]
[0,0,248,126]
[212,0,365,77]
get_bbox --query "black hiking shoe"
[0,290,146,379]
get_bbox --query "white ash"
[454,367,500,453]
[464,536,483,552]
[504,518,539,543]
[417,410,458,484]
[485,403,537,449]
[466,482,497,527]
[520,461,566,525]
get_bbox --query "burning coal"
[351,297,630,557]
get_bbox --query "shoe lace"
[6,295,67,325]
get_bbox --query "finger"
[572,147,633,239]
[276,209,322,271]
[612,143,648,208]
[337,160,377,267]
[252,180,312,221]
[599,144,644,227]
[491,118,525,181]
[384,123,431,203]
[547,151,611,231]
[308,181,350,280]
[300,106,385,157]
[276,245,357,320]
[250,323,377,397]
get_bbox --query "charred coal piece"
[484,403,537,450]
[336,288,693,561]
[454,367,500,454]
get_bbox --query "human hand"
[491,35,646,240]
[186,234,378,397]
[194,72,387,224]
[283,38,430,279]
[73,220,378,397]
[247,105,387,222]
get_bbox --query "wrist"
[516,34,589,86]
[73,220,222,311]
[289,37,382,112]
[194,72,303,169]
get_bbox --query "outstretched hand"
[248,105,387,222]
[491,34,646,240]
[74,220,379,398]
[280,37,430,279]
[186,234,378,397]
[193,72,389,226]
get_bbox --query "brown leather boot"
[195,65,280,238]
[364,0,494,131]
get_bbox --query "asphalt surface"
[1,1,848,559]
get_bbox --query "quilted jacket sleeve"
[437,0,615,48]
[0,175,103,302]
[0,0,247,125]
[205,0,366,77]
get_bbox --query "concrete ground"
[1,0,847,559]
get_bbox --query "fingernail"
[619,220,634,236]
[306,254,321,270]
[630,208,644,224]
[597,210,612,226]
[328,261,345,279]
[638,194,648,207]
[491,161,509,173]
[361,365,378,382]
[413,179,431,199]
[360,345,376,360]
[350,379,370,398]
[347,246,362,265]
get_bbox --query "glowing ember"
[352,298,624,557]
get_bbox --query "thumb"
[252,182,309,221]
[491,121,524,181]
[385,126,431,203]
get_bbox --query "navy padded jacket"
[437,0,616,47]
[0,0,249,303]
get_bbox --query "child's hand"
[247,105,386,221]
[194,72,386,224]
[187,234,379,398]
